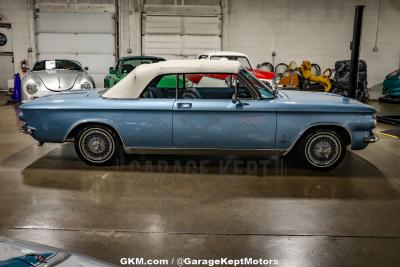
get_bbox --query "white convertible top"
[103,59,242,99]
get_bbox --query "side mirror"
[84,66,89,71]
[109,67,116,74]
[232,93,239,104]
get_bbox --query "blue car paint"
[19,88,375,153]
[173,98,276,148]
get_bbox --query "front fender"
[277,112,375,153]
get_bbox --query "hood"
[32,70,82,91]
[277,90,376,113]
[252,69,275,80]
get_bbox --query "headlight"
[80,81,92,89]
[372,113,377,129]
[26,83,38,95]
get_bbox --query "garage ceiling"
[35,12,115,87]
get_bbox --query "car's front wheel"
[296,129,346,170]
[74,125,121,166]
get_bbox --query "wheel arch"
[64,121,124,146]
[284,124,352,156]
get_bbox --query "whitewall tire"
[74,125,121,166]
[296,130,346,170]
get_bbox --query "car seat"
[182,87,202,99]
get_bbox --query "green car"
[104,56,165,88]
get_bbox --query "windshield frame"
[238,68,275,99]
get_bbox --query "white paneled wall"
[225,0,400,99]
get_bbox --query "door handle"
[235,101,250,108]
[177,103,192,109]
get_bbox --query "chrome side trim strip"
[124,147,286,156]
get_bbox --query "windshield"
[239,68,274,99]
[32,60,82,71]
[210,55,252,70]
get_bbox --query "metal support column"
[349,5,364,99]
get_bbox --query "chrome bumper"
[363,131,379,143]
[20,125,32,135]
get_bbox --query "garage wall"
[118,0,141,58]
[0,0,116,87]
[35,12,115,86]
[118,0,222,59]
[225,0,400,99]
[0,0,36,74]
[34,0,116,87]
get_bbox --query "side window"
[177,73,254,100]
[140,74,178,99]
[235,76,254,99]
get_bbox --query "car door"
[172,73,276,149]
[116,74,177,148]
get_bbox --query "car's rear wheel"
[296,129,346,170]
[74,125,121,166]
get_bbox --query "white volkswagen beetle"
[22,59,95,103]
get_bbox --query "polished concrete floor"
[1,96,400,266]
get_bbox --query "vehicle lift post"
[349,5,365,99]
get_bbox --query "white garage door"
[36,12,115,87]
[142,15,221,59]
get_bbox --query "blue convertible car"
[19,60,378,170]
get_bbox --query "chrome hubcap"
[315,142,332,159]
[79,129,114,163]
[306,133,341,167]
